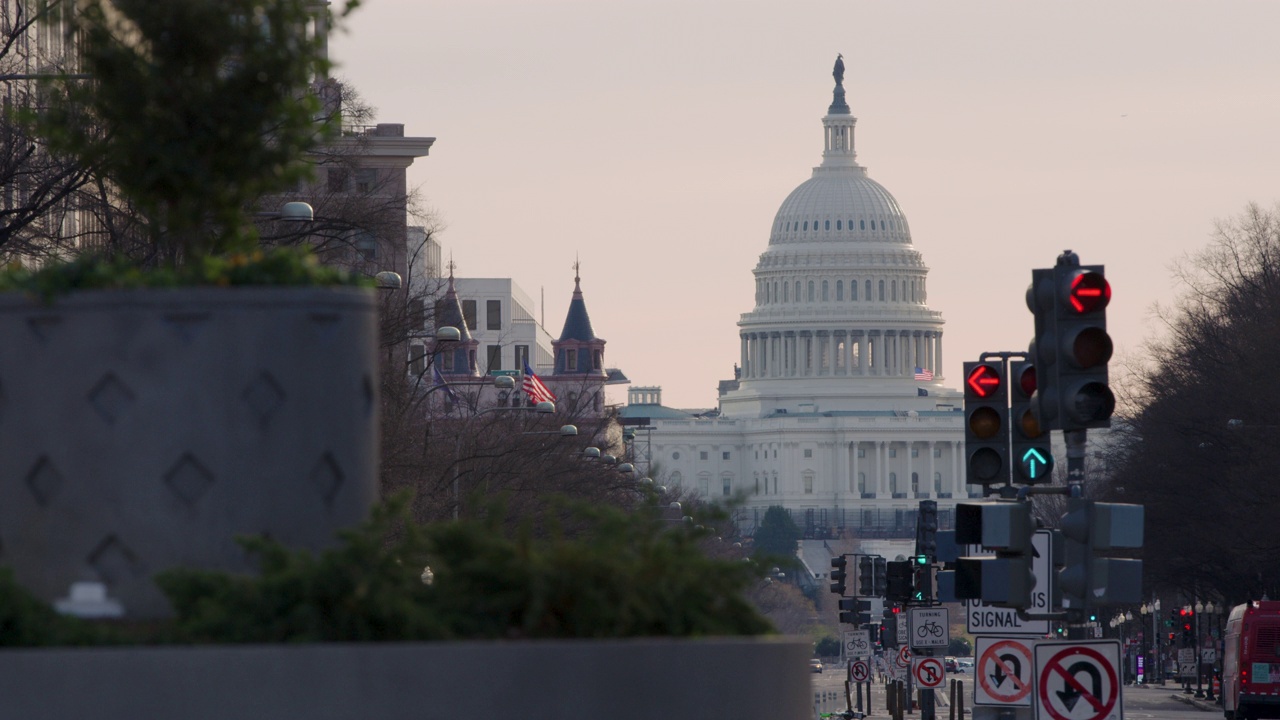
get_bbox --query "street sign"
[965,530,1052,635]
[897,614,909,646]
[914,656,946,689]
[844,629,872,657]
[850,659,871,683]
[909,607,950,649]
[1177,648,1194,664]
[1034,640,1122,720]
[975,637,1036,707]
[1202,648,1217,664]
[896,646,913,670]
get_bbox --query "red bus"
[1224,601,1280,720]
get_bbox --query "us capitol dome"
[622,57,970,542]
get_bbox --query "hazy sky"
[331,1,1280,410]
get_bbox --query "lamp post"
[1205,602,1218,701]
[1153,599,1164,684]
[1194,600,1205,698]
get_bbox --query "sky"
[330,0,1280,410]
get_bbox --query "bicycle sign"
[843,629,872,657]
[909,607,949,649]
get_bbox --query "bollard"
[866,680,873,715]
[957,681,964,720]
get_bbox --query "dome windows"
[824,220,830,231]
[836,220,842,230]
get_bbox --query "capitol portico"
[620,57,978,539]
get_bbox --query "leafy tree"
[815,635,841,657]
[947,636,972,656]
[752,505,801,568]
[29,0,359,264]
[1108,202,1280,603]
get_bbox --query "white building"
[452,277,555,376]
[622,58,977,542]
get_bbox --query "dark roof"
[558,275,603,343]
[435,274,474,341]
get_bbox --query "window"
[892,282,897,302]
[755,477,760,494]
[723,476,732,496]
[857,448,866,458]
[836,280,843,301]
[837,220,842,230]
[821,280,828,301]
[860,219,865,230]
[803,473,814,494]
[878,280,885,301]
[803,221,808,231]
[671,471,683,487]
[794,281,800,302]
[698,474,710,496]
[327,168,348,192]
[911,448,919,458]
[889,448,897,458]
[850,280,858,301]
[933,447,942,458]
[824,220,830,230]
[592,349,602,370]
[858,472,867,493]
[912,472,920,493]
[755,451,759,460]
[774,450,777,459]
[783,283,788,302]
[462,300,477,331]
[865,280,871,301]
[353,232,377,262]
[486,300,501,330]
[808,281,815,302]
[804,449,813,458]
[934,472,943,493]
[723,451,731,460]
[486,345,501,373]
[565,349,577,371]
[890,472,898,493]
[515,345,529,370]
[700,451,708,461]
[354,168,377,193]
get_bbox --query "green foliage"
[947,636,972,656]
[28,0,359,262]
[814,635,841,657]
[0,568,107,646]
[752,505,802,568]
[156,496,774,643]
[0,247,371,300]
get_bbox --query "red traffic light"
[1067,270,1111,314]
[1015,363,1036,397]
[966,364,1002,398]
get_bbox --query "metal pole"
[1195,605,1205,698]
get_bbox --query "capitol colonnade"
[739,328,942,379]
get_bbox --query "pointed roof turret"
[557,261,603,343]
[436,262,474,342]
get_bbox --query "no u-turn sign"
[1033,640,1123,720]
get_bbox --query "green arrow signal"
[1021,448,1050,479]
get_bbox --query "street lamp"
[1195,601,1205,698]
[1204,602,1218,702]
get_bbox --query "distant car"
[958,659,974,672]
[944,657,959,672]
[809,659,824,673]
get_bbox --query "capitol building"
[620,58,978,540]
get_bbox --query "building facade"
[623,59,976,540]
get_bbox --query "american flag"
[522,361,557,404]
[914,367,934,381]
[431,364,458,403]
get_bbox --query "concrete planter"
[0,638,812,720]
[0,287,379,617]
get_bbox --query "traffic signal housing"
[885,560,914,603]
[918,500,939,559]
[963,360,1008,486]
[873,556,888,597]
[830,555,848,596]
[1027,253,1115,432]
[954,501,1036,608]
[1009,360,1054,483]
[1058,497,1144,610]
[857,555,875,597]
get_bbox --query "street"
[810,667,1223,720]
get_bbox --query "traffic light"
[830,555,848,596]
[912,560,933,602]
[873,556,888,597]
[1058,497,1144,610]
[1027,252,1115,432]
[882,605,901,649]
[857,555,875,597]
[885,560,914,603]
[953,501,1036,608]
[1009,360,1054,483]
[963,360,1008,486]
[838,598,859,625]
[918,500,939,559]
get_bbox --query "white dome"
[769,168,912,245]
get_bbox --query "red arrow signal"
[966,364,1002,398]
[1068,271,1111,313]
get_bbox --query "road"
[809,666,1223,720]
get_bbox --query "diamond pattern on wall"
[163,312,210,344]
[25,314,62,343]
[163,453,215,508]
[87,534,142,584]
[88,373,136,425]
[242,371,286,426]
[310,453,344,506]
[26,456,64,507]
